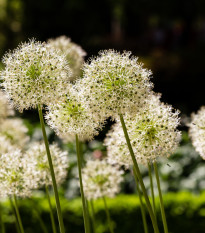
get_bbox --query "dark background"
[1,0,205,115]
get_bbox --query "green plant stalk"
[9,198,21,233]
[133,169,149,233]
[102,197,114,233]
[45,185,57,233]
[148,163,156,216]
[76,134,90,233]
[38,105,65,233]
[90,200,96,233]
[119,114,160,233]
[153,162,169,233]
[13,195,24,233]
[85,199,91,233]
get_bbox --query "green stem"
[119,114,160,233]
[76,134,90,233]
[38,105,65,233]
[90,200,96,233]
[102,197,114,233]
[9,198,20,233]
[13,195,24,233]
[148,163,156,217]
[133,169,149,233]
[45,185,57,233]
[85,199,91,233]
[153,162,169,233]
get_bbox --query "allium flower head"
[79,50,153,119]
[104,94,181,167]
[0,118,29,148]
[0,89,14,119]
[26,142,69,186]
[48,36,86,81]
[0,150,37,198]
[188,106,205,160]
[1,39,72,112]
[46,84,104,142]
[0,135,16,155]
[82,160,123,200]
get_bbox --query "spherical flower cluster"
[82,160,123,200]
[79,50,153,119]
[104,94,181,167]
[48,36,86,81]
[1,39,72,112]
[45,84,104,142]
[25,142,69,186]
[0,150,37,198]
[0,89,14,119]
[0,118,29,148]
[188,106,205,160]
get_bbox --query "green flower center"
[103,72,126,92]
[26,63,42,80]
[63,99,84,120]
[133,118,159,145]
[92,174,108,186]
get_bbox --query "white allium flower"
[82,160,123,200]
[104,94,181,167]
[26,142,69,186]
[48,36,86,81]
[188,106,205,160]
[45,84,104,142]
[1,39,72,112]
[0,118,29,148]
[0,89,14,119]
[79,50,153,119]
[0,135,16,154]
[0,150,37,198]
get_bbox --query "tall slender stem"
[119,114,160,233]
[153,162,169,233]
[9,198,21,233]
[133,169,149,233]
[148,163,156,216]
[90,200,96,233]
[85,199,91,233]
[76,134,90,233]
[38,105,65,233]
[102,197,114,233]
[13,195,24,233]
[45,185,57,233]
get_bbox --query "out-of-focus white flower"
[48,36,86,81]
[188,106,205,160]
[82,160,123,200]
[79,50,153,120]
[104,94,181,167]
[0,150,37,198]
[46,84,104,142]
[0,118,29,148]
[0,89,14,119]
[1,39,72,112]
[26,142,69,186]
[0,135,16,154]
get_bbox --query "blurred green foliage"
[0,0,23,57]
[1,192,205,233]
